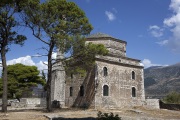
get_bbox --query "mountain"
[144,63,180,99]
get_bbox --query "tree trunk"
[46,42,55,112]
[1,45,8,112]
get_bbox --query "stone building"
[52,33,145,109]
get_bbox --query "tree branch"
[31,53,47,58]
[28,24,50,45]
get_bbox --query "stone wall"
[25,98,46,107]
[160,100,180,110]
[144,99,160,109]
[86,39,126,57]
[96,55,141,67]
[65,58,145,109]
[62,33,145,109]
[11,98,46,108]
[94,60,145,109]
[65,68,96,108]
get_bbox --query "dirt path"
[0,112,47,120]
[0,107,179,120]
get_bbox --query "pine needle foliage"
[66,35,108,76]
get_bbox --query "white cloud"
[52,52,57,59]
[162,0,180,52]
[0,53,59,76]
[149,25,160,30]
[105,11,116,21]
[3,52,57,72]
[163,14,180,27]
[169,0,180,13]
[7,56,35,66]
[141,59,169,68]
[5,55,48,72]
[149,25,164,38]
[156,40,169,46]
[141,59,162,68]
[36,61,48,71]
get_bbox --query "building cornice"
[103,54,141,62]
[96,57,144,69]
[86,37,127,45]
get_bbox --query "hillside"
[144,63,180,98]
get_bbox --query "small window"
[103,85,109,96]
[132,87,136,97]
[80,85,84,96]
[71,73,73,79]
[132,71,135,80]
[103,67,108,76]
[119,59,121,62]
[70,87,73,96]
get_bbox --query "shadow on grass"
[53,117,96,120]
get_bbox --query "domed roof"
[87,32,113,38]
[86,32,127,44]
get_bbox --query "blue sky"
[5,0,180,70]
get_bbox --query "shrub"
[97,111,121,120]
[163,91,180,104]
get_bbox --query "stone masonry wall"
[65,59,145,109]
[11,98,46,108]
[86,39,126,57]
[145,99,160,109]
[65,68,96,108]
[96,55,141,67]
[52,33,145,110]
[94,60,145,109]
[51,50,66,107]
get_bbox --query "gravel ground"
[0,107,180,120]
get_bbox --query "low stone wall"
[160,100,180,111]
[11,98,46,108]
[144,99,160,109]
[11,102,27,108]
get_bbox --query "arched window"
[103,67,108,76]
[132,71,135,80]
[71,73,73,79]
[132,87,136,97]
[70,87,73,96]
[103,85,109,96]
[80,85,84,96]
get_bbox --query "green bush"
[163,91,180,104]
[97,111,121,120]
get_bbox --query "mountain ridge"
[144,62,180,98]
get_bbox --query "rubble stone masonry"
[52,33,145,109]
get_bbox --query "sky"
[4,0,180,71]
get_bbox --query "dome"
[87,32,113,38]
